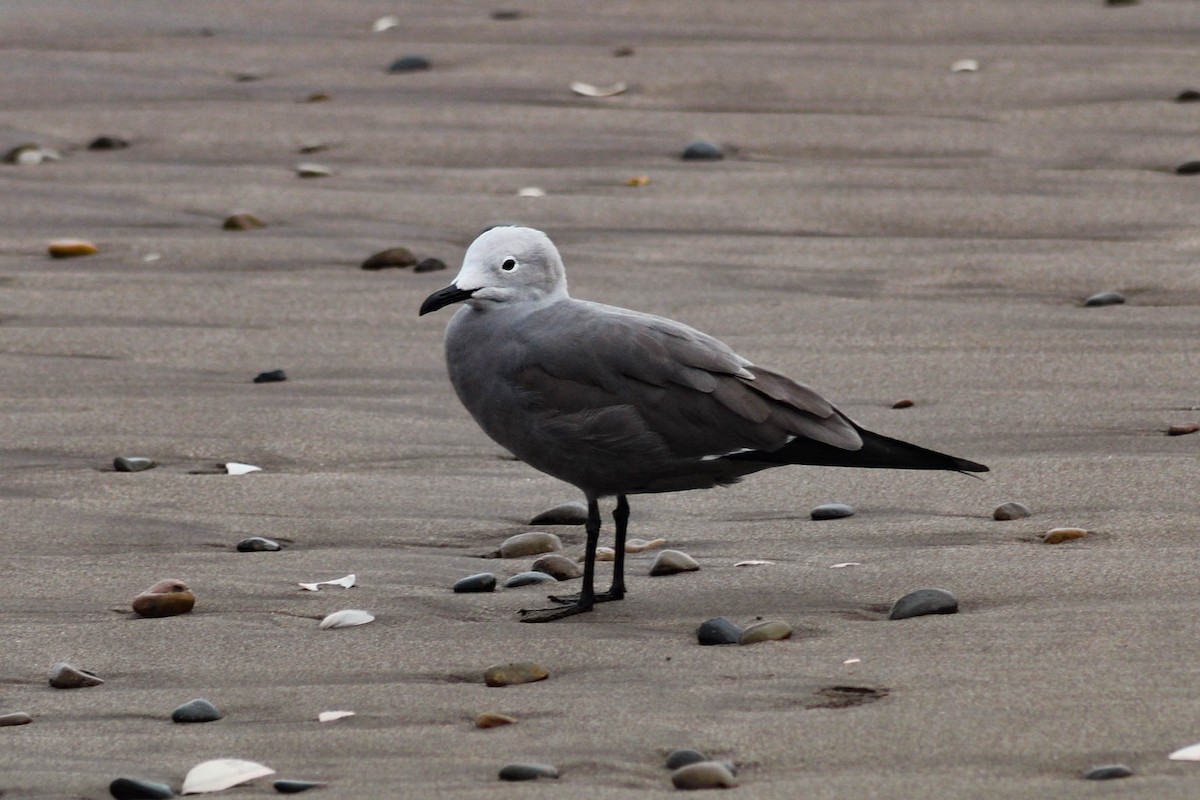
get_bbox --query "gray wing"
[512,300,862,459]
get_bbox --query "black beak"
[419,284,476,316]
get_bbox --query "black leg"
[520,496,600,622]
[608,494,629,600]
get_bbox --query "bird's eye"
[501,258,517,271]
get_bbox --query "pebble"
[681,140,723,161]
[649,549,700,576]
[114,456,156,473]
[372,15,399,33]
[696,617,744,646]
[0,712,33,726]
[273,780,324,793]
[172,698,223,723]
[1043,527,1088,544]
[48,662,104,689]
[531,554,582,580]
[295,163,332,178]
[593,546,616,562]
[1083,764,1133,780]
[499,531,562,558]
[237,536,282,552]
[48,239,98,258]
[1174,161,1200,175]
[504,571,558,588]
[888,588,959,620]
[303,92,330,103]
[529,502,588,525]
[108,777,175,799]
[811,502,855,520]
[483,661,548,687]
[491,9,524,20]
[4,143,61,165]
[225,462,262,475]
[132,579,195,618]
[453,572,497,593]
[665,749,708,770]
[414,258,447,273]
[474,712,517,729]
[626,537,667,553]
[738,619,792,645]
[361,247,418,270]
[388,55,432,73]
[950,58,979,72]
[613,47,635,57]
[498,762,558,781]
[88,135,129,150]
[222,213,265,231]
[318,609,374,629]
[993,501,1031,521]
[1167,423,1199,436]
[1177,89,1200,103]
[253,369,287,384]
[671,761,738,790]
[1083,291,1125,307]
[891,398,914,409]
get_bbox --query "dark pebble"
[48,662,104,689]
[387,56,431,74]
[504,571,558,588]
[1105,0,1138,5]
[993,501,1031,521]
[1175,161,1200,175]
[891,398,914,409]
[888,588,959,620]
[696,617,743,646]
[811,502,854,520]
[1083,291,1125,307]
[109,777,175,799]
[681,140,724,161]
[665,748,708,770]
[222,213,265,231]
[1177,89,1200,103]
[236,536,282,552]
[453,572,496,593]
[414,258,447,273]
[1168,422,1200,436]
[1083,764,1133,780]
[529,502,588,525]
[171,698,222,723]
[273,779,324,793]
[361,247,418,270]
[0,712,33,726]
[613,46,635,57]
[498,762,558,781]
[490,9,524,20]
[89,135,129,151]
[253,369,287,384]
[114,456,156,473]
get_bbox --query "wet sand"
[2,2,1199,797]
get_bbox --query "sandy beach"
[2,1,1199,797]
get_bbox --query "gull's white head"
[419,226,569,316]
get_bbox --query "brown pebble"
[361,247,418,270]
[484,662,548,687]
[499,531,562,558]
[671,761,738,790]
[1043,527,1088,544]
[649,549,700,576]
[474,712,517,728]
[131,579,195,618]
[48,240,98,258]
[304,92,331,102]
[891,399,914,409]
[626,537,667,553]
[222,213,266,231]
[738,620,792,645]
[0,712,33,726]
[1167,423,1199,436]
[413,257,447,273]
[531,554,582,580]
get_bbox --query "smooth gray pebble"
[811,502,854,520]
[888,588,959,620]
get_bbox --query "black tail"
[727,421,988,474]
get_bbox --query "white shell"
[319,609,374,629]
[734,559,774,567]
[570,80,627,97]
[1169,743,1200,761]
[318,710,356,723]
[181,759,274,794]
[295,163,333,177]
[516,187,546,197]
[299,574,357,591]
[372,15,399,32]
[843,658,862,665]
[224,462,262,475]
[829,562,862,568]
[950,59,979,73]
[142,253,161,262]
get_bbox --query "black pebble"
[273,779,325,793]
[888,588,958,620]
[114,456,156,473]
[490,9,524,20]
[1176,89,1200,103]
[387,56,431,73]
[498,763,558,781]
[361,247,418,270]
[253,369,287,384]
[1083,291,1125,307]
[811,502,855,520]
[236,536,282,552]
[1175,161,1200,175]
[89,135,129,151]
[696,617,743,646]
[109,777,174,799]
[171,698,223,723]
[414,258,447,273]
[1083,764,1133,780]
[453,572,497,593]
[665,748,708,770]
[681,140,724,161]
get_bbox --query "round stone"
[114,456,156,473]
[649,549,699,576]
[498,762,558,781]
[0,712,33,726]
[1177,89,1200,103]
[738,619,792,645]
[1043,527,1088,544]
[888,588,959,620]
[414,258,447,273]
[1167,423,1199,436]
[361,247,418,270]
[48,240,98,258]
[671,761,738,790]
[697,617,743,646]
[483,661,548,687]
[1083,291,1125,307]
[48,662,104,689]
[132,579,195,618]
[237,536,282,552]
[528,502,588,525]
[503,571,558,588]
[811,502,855,520]
[273,779,324,793]
[388,55,432,73]
[993,501,1031,521]
[475,712,517,729]
[253,369,287,384]
[1083,764,1133,780]
[665,749,708,770]
[681,140,723,161]
[87,135,129,150]
[222,213,265,231]
[108,777,174,799]
[4,143,61,165]
[499,531,562,558]
[1175,161,1200,175]
[453,572,497,593]
[530,554,582,580]
[171,698,222,723]
[891,399,914,409]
